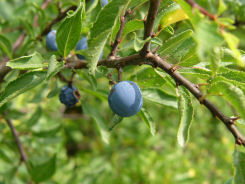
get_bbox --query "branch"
[184,0,216,21]
[109,9,131,58]
[3,115,28,166]
[141,0,161,55]
[0,5,77,83]
[64,54,245,146]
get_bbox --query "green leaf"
[47,80,60,98]
[139,107,156,136]
[26,106,42,127]
[157,2,188,29]
[174,0,197,25]
[129,66,166,87]
[218,67,245,86]
[222,31,244,67]
[177,86,193,147]
[57,3,83,57]
[209,47,222,76]
[6,52,45,70]
[208,81,245,119]
[76,70,97,90]
[79,87,107,101]
[217,0,227,15]
[0,149,12,163]
[129,0,148,8]
[179,67,211,79]
[157,29,193,56]
[46,55,64,80]
[133,33,151,52]
[233,150,245,184]
[0,34,12,59]
[0,71,46,108]
[141,88,177,109]
[195,19,224,61]
[82,101,110,144]
[33,125,62,137]
[86,0,130,75]
[179,47,199,67]
[122,19,144,38]
[109,114,124,131]
[29,155,56,183]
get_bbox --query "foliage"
[0,0,245,183]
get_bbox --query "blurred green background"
[1,0,244,183]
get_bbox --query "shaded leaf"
[109,114,123,131]
[141,88,177,109]
[82,101,110,144]
[129,67,166,87]
[139,107,156,136]
[122,19,144,38]
[26,106,42,127]
[177,86,193,147]
[0,34,12,59]
[208,81,245,119]
[222,31,244,67]
[233,150,245,184]
[158,29,193,56]
[195,19,224,61]
[46,55,64,80]
[0,71,46,108]
[29,155,56,183]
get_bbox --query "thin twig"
[109,9,131,57]
[184,0,216,21]
[3,115,28,166]
[118,67,123,82]
[141,0,161,55]
[63,53,245,146]
[0,5,77,84]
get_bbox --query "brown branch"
[64,54,245,146]
[109,9,131,58]
[184,0,216,21]
[3,115,28,166]
[141,0,161,55]
[0,5,77,83]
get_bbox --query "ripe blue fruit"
[76,37,103,60]
[46,30,58,51]
[91,0,108,7]
[101,0,108,7]
[59,85,80,108]
[108,81,143,117]
[76,37,88,60]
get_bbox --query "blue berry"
[59,85,80,108]
[76,37,103,60]
[108,81,143,117]
[91,0,108,7]
[76,37,88,60]
[46,30,58,51]
[101,0,108,7]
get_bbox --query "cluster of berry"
[46,0,142,117]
